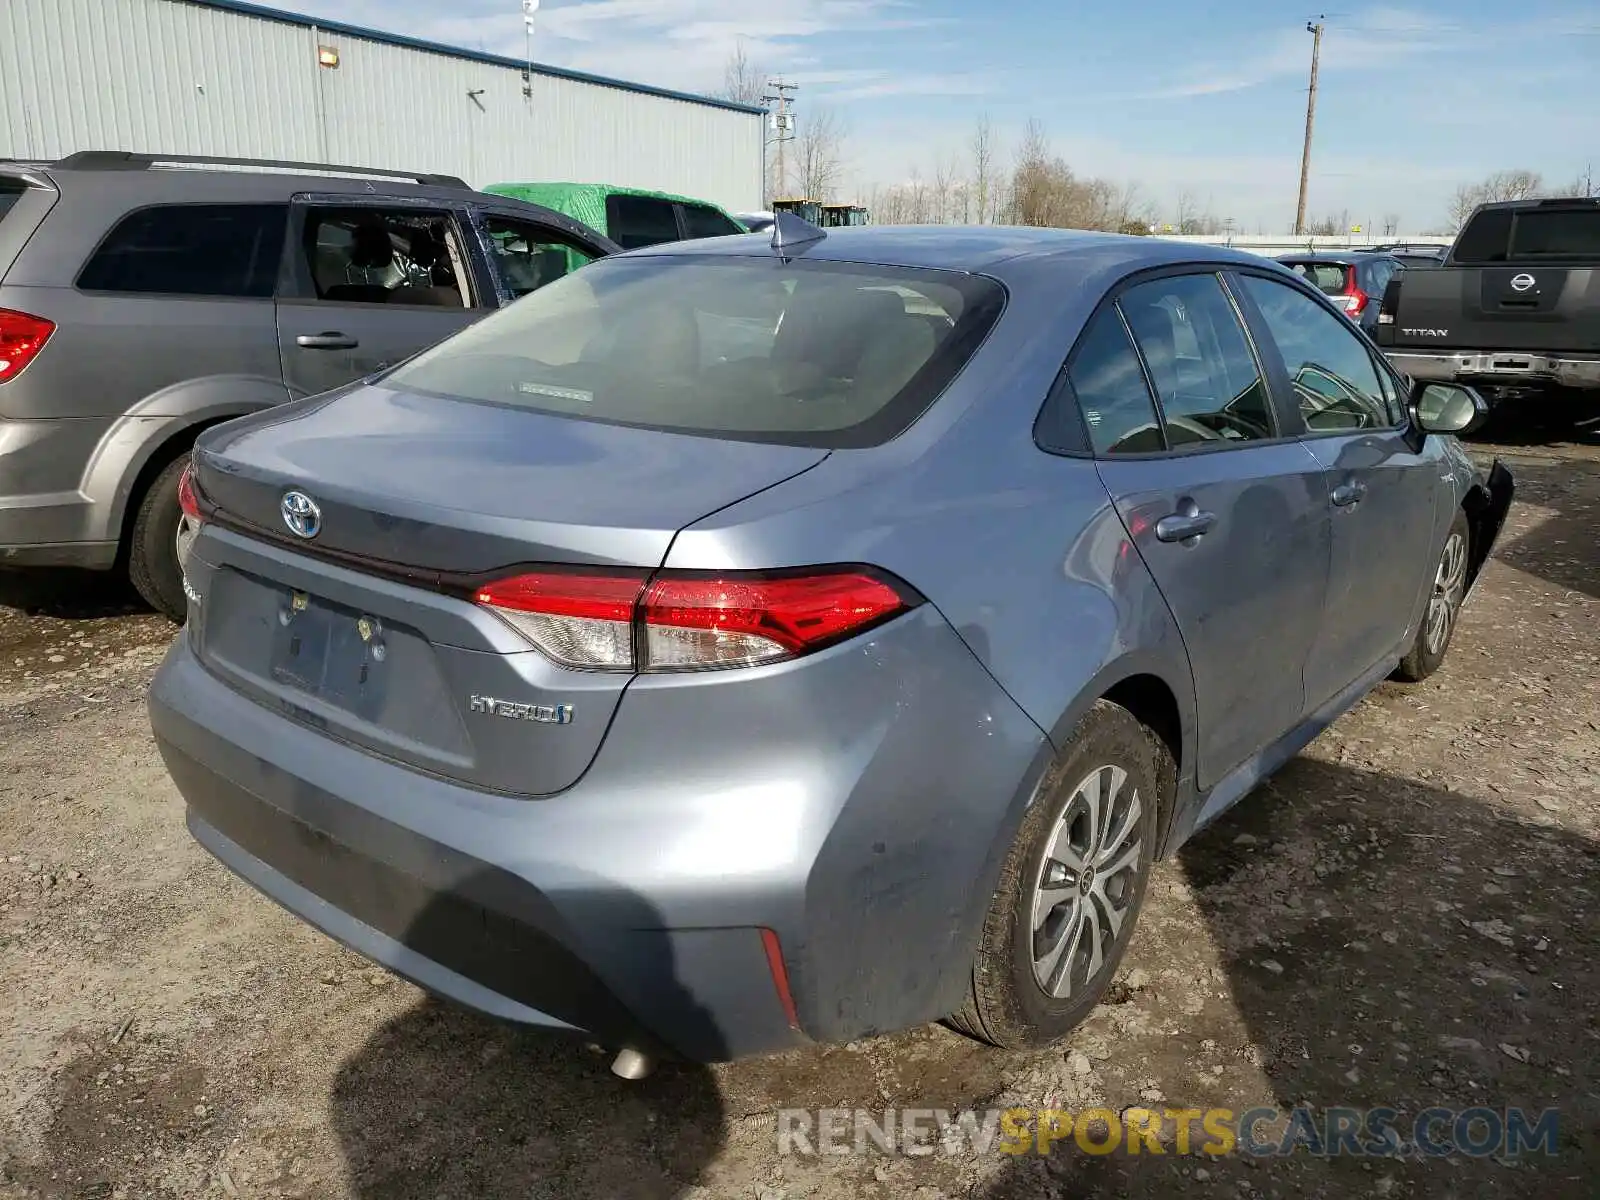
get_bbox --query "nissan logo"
[280,490,322,539]
[1509,273,1537,293]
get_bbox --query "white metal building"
[0,0,766,213]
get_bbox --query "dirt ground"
[1,419,1596,1200]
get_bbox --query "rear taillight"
[177,461,202,522]
[475,566,916,673]
[474,569,647,670]
[1340,288,1369,317]
[0,309,55,383]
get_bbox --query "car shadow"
[1468,395,1599,450]
[326,877,731,1199]
[973,757,1598,1197]
[1475,457,1598,600]
[0,566,145,619]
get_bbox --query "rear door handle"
[1154,500,1217,544]
[296,332,359,350]
[1331,480,1368,507]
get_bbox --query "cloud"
[1116,4,1546,102]
[267,0,955,99]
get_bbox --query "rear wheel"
[1395,510,1470,682]
[950,700,1164,1048]
[127,456,190,623]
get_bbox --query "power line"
[762,80,798,203]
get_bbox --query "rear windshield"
[1283,261,1350,295]
[1452,206,1600,263]
[386,255,1005,448]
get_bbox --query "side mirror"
[1412,382,1487,436]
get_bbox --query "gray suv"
[0,151,615,618]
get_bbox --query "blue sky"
[272,0,1598,230]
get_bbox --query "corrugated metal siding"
[0,0,765,212]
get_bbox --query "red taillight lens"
[474,566,914,672]
[1341,288,1369,316]
[177,461,202,522]
[0,309,55,384]
[643,570,909,670]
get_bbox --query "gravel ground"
[0,425,1595,1200]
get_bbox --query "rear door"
[275,198,483,399]
[1234,270,1441,706]
[1078,269,1331,789]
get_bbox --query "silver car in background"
[149,224,1512,1067]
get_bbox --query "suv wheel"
[127,456,190,622]
[949,700,1166,1048]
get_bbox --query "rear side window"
[77,204,286,297]
[680,204,743,239]
[1284,261,1350,295]
[605,195,682,249]
[1118,274,1275,447]
[385,256,1004,448]
[1067,307,1164,454]
[298,207,472,308]
[1509,209,1600,260]
[1450,209,1513,263]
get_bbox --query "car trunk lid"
[186,382,828,796]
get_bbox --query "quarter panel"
[664,249,1202,828]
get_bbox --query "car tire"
[1394,510,1471,683]
[949,700,1165,1049]
[127,455,190,623]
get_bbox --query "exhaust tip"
[610,1048,656,1081]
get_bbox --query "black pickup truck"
[1375,197,1600,405]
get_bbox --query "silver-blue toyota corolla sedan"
[149,223,1513,1069]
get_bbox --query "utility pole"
[763,80,798,203]
[1294,17,1324,236]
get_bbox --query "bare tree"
[906,169,929,223]
[720,42,766,107]
[1447,169,1548,228]
[795,106,848,202]
[1382,212,1401,237]
[932,155,954,224]
[969,115,998,225]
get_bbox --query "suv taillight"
[0,309,55,383]
[1340,286,1370,317]
[475,566,917,672]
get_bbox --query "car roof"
[1470,196,1600,214]
[486,180,732,209]
[618,225,1278,275]
[24,151,475,203]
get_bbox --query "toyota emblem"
[1509,273,1536,293]
[280,490,322,539]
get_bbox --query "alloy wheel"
[1425,531,1468,657]
[1030,764,1144,999]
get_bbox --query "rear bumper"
[149,608,1048,1061]
[0,417,119,566]
[1384,350,1600,391]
